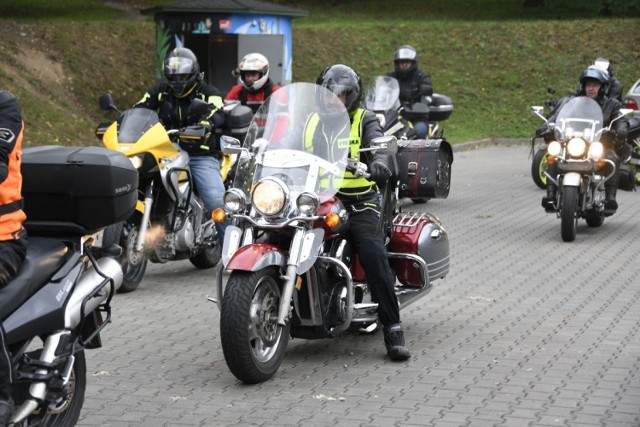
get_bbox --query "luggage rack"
[393,211,431,228]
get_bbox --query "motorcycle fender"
[226,243,287,271]
[562,172,582,187]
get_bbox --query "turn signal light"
[546,156,556,165]
[212,208,227,223]
[324,212,341,229]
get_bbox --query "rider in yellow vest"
[0,89,28,426]
[311,65,410,361]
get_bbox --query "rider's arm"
[417,70,433,98]
[0,91,22,183]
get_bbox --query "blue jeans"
[189,155,227,242]
[413,121,428,139]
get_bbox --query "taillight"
[625,97,639,110]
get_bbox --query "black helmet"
[393,45,418,75]
[316,64,362,113]
[163,47,203,98]
[579,65,609,99]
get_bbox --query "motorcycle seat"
[0,237,69,320]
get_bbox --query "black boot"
[604,186,618,214]
[383,324,411,361]
[541,185,557,212]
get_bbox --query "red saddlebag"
[388,212,449,287]
[396,139,453,199]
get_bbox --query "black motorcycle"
[1,145,137,425]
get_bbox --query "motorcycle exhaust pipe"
[64,257,123,329]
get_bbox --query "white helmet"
[234,53,270,92]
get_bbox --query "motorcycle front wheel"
[531,149,549,189]
[561,186,579,242]
[104,217,147,294]
[220,266,290,384]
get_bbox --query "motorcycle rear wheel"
[104,218,147,294]
[220,267,290,384]
[13,349,86,426]
[561,186,579,242]
[531,149,549,189]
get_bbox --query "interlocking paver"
[77,144,640,426]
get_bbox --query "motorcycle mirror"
[619,108,633,118]
[220,135,242,154]
[99,93,119,113]
[370,136,398,155]
[187,98,209,121]
[531,106,547,122]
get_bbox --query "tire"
[220,267,290,384]
[105,218,147,294]
[411,198,427,204]
[14,349,87,426]
[560,186,579,242]
[189,243,221,269]
[531,149,549,189]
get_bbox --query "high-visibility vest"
[303,108,375,196]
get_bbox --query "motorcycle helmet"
[316,64,362,114]
[579,65,610,99]
[234,53,270,92]
[393,45,418,76]
[163,47,203,98]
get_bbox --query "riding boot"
[541,184,557,211]
[604,186,618,214]
[383,324,411,361]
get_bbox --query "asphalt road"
[78,144,640,427]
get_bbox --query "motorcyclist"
[313,64,411,361]
[135,47,227,244]
[592,58,624,103]
[386,45,433,139]
[0,90,28,426]
[540,65,629,213]
[225,53,280,113]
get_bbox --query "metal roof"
[142,0,308,18]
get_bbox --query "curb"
[452,137,530,152]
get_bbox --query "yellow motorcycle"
[96,94,250,292]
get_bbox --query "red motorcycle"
[211,83,449,384]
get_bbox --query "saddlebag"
[618,162,636,192]
[388,212,449,287]
[396,139,453,199]
[21,145,138,235]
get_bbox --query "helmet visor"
[164,57,195,76]
[396,47,417,61]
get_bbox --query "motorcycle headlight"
[567,137,587,157]
[296,192,320,216]
[589,141,604,159]
[252,178,287,217]
[223,188,246,213]
[548,141,562,156]
[129,155,144,169]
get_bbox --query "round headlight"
[567,137,587,157]
[252,178,287,217]
[548,141,562,156]
[296,192,320,216]
[589,141,604,159]
[129,155,143,169]
[223,188,246,213]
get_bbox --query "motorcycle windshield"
[555,96,603,142]
[232,82,350,200]
[117,108,161,143]
[363,76,400,111]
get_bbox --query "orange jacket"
[0,91,26,241]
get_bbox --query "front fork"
[135,183,154,252]
[276,228,307,326]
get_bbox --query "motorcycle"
[531,96,633,242]
[210,83,450,384]
[1,145,136,425]
[362,76,416,140]
[95,95,251,293]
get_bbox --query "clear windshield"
[363,76,400,112]
[555,96,603,142]
[232,82,350,199]
[117,108,161,143]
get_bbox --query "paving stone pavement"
[77,144,640,427]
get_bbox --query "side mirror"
[187,98,209,121]
[531,106,547,122]
[369,135,398,155]
[99,93,118,112]
[619,108,633,118]
[220,135,243,154]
